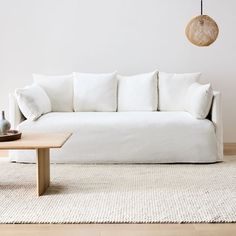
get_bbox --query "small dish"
[0,130,22,142]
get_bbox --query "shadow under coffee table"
[0,132,71,196]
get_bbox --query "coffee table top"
[0,133,72,150]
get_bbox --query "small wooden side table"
[0,132,71,196]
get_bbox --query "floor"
[1,224,236,236]
[0,154,235,235]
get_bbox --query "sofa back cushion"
[158,72,201,111]
[15,84,51,121]
[185,82,213,119]
[33,74,74,112]
[73,72,117,112]
[117,71,158,111]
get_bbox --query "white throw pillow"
[117,71,158,111]
[185,82,213,119]
[73,72,117,112]
[15,84,51,121]
[33,74,74,112]
[159,72,201,111]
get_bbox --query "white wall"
[0,0,235,142]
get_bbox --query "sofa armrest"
[210,91,223,160]
[9,93,25,129]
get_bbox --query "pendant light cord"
[201,0,203,15]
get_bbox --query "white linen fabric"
[9,93,26,129]
[117,71,158,111]
[73,72,117,112]
[159,72,201,111]
[211,92,223,161]
[33,74,74,112]
[10,112,220,163]
[15,84,51,121]
[185,83,213,119]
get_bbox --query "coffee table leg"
[37,148,50,196]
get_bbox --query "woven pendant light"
[185,0,219,47]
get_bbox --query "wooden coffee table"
[0,132,71,196]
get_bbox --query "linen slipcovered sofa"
[9,71,223,163]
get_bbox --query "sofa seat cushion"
[15,112,219,163]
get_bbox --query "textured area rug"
[0,157,236,224]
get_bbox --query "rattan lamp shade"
[185,15,219,47]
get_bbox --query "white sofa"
[9,72,223,163]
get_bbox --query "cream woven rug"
[0,157,235,224]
